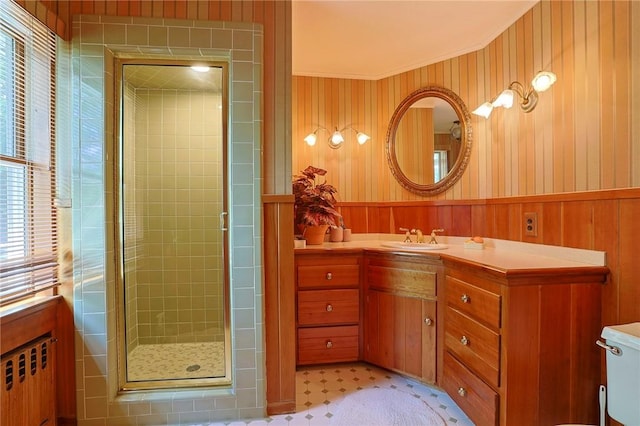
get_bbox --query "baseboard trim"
[267,400,296,416]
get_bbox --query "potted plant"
[293,166,342,245]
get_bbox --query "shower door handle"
[219,211,228,231]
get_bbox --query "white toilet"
[599,322,640,425]
[560,323,640,426]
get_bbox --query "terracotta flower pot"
[330,227,343,242]
[303,225,329,245]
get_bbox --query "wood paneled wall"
[338,187,640,327]
[293,77,380,201]
[293,0,640,202]
[263,195,296,414]
[293,0,640,343]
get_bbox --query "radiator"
[1,335,56,426]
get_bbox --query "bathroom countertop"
[295,234,608,274]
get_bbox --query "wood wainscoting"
[265,188,638,417]
[338,187,640,353]
[263,194,296,415]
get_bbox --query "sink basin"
[381,242,448,250]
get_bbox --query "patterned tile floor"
[128,342,226,381]
[207,362,474,426]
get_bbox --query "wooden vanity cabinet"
[295,252,362,365]
[363,252,443,384]
[441,259,608,426]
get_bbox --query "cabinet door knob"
[326,272,333,280]
[326,304,333,312]
[461,294,470,303]
[326,340,333,349]
[457,387,467,397]
[460,335,469,346]
[424,317,433,326]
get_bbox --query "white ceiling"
[292,0,538,80]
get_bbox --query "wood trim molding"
[339,199,486,207]
[263,198,296,414]
[485,187,640,204]
[14,1,69,40]
[0,296,61,355]
[339,187,640,208]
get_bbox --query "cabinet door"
[399,295,421,376]
[365,290,436,383]
[420,299,437,383]
[400,297,436,383]
[364,289,394,369]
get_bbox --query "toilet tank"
[601,322,640,425]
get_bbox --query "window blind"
[0,0,58,305]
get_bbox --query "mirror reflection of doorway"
[117,62,230,389]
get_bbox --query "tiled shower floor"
[207,362,474,425]
[127,342,225,381]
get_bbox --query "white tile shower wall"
[70,15,264,425]
[130,88,224,345]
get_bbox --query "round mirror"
[385,86,472,196]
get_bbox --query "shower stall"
[115,61,230,389]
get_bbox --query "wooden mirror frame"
[385,86,472,196]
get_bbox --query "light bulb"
[329,130,344,148]
[531,71,557,92]
[492,89,515,108]
[356,132,370,145]
[191,65,210,73]
[472,102,493,118]
[304,133,317,146]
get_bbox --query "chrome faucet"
[429,228,445,244]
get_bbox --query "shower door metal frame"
[113,58,231,391]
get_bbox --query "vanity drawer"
[297,289,359,326]
[446,275,501,328]
[297,264,360,289]
[442,353,498,426]
[367,265,436,299]
[297,325,359,365]
[445,307,500,387]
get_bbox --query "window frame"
[0,1,58,306]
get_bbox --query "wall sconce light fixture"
[473,71,556,118]
[449,120,461,140]
[304,125,370,149]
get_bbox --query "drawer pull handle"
[460,335,469,346]
[326,272,333,280]
[326,304,333,312]
[424,317,433,326]
[461,294,470,303]
[457,387,467,397]
[326,340,333,349]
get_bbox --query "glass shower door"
[118,62,230,389]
